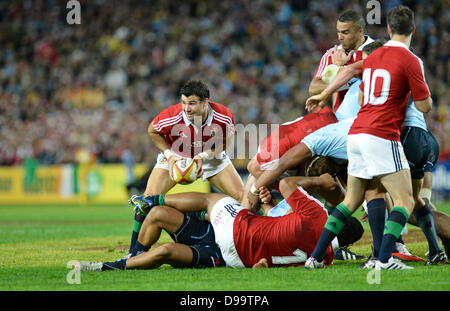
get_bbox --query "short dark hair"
[387,5,415,36]
[338,10,365,30]
[180,80,210,101]
[362,39,386,56]
[305,156,341,177]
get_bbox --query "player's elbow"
[147,121,156,136]
[278,178,297,199]
[247,158,262,178]
[309,78,323,96]
[415,97,432,113]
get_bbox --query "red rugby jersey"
[313,36,374,112]
[233,186,334,267]
[349,40,431,141]
[256,107,337,167]
[152,101,235,158]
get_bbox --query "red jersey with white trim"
[152,101,234,158]
[313,36,374,112]
[233,187,334,267]
[256,107,337,167]
[350,40,431,141]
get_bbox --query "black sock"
[441,237,450,257]
[311,203,352,261]
[102,258,127,271]
[130,241,150,257]
[367,198,386,258]
[413,204,441,255]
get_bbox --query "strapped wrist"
[163,149,174,160]
[197,151,210,160]
[250,184,260,195]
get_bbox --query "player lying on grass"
[79,173,363,270]
[306,39,449,266]
[79,207,226,271]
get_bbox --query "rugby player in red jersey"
[306,6,436,270]
[309,10,374,112]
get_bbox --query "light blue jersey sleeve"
[335,79,362,122]
[301,117,355,161]
[267,199,291,217]
[404,98,427,131]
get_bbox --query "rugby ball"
[172,158,198,184]
[321,64,341,84]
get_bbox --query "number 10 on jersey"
[362,68,391,106]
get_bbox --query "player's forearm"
[294,176,323,192]
[324,64,361,95]
[254,148,305,190]
[308,78,328,96]
[149,130,170,153]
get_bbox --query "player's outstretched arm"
[279,174,337,199]
[306,61,362,112]
[308,77,328,96]
[248,143,313,210]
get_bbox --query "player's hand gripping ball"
[172,158,198,184]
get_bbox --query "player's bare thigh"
[143,167,177,196]
[207,163,244,201]
[378,169,414,212]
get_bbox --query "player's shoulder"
[153,103,183,126]
[210,101,234,123]
[384,40,421,60]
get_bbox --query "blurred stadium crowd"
[0,0,448,166]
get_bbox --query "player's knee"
[146,206,167,224]
[154,243,175,259]
[396,196,415,212]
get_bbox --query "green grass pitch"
[0,201,449,291]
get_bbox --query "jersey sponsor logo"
[158,155,168,164]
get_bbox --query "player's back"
[350,40,430,141]
[281,107,337,147]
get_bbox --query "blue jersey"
[404,99,427,131]
[335,79,362,122]
[301,117,354,161]
[267,199,292,217]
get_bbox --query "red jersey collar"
[182,103,213,129]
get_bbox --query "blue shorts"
[401,126,440,179]
[169,213,225,268]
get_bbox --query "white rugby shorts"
[154,151,231,181]
[209,197,245,268]
[347,133,409,179]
